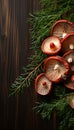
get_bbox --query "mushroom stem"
[62,33,67,38]
[69,44,74,50]
[42,81,46,86]
[68,57,73,63]
[54,64,60,70]
[50,42,56,50]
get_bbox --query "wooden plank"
[0,0,57,130]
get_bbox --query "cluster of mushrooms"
[35,20,74,108]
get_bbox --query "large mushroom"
[44,56,70,83]
[35,73,52,95]
[61,33,74,54]
[41,36,61,55]
[63,50,74,72]
[64,73,74,90]
[50,20,74,40]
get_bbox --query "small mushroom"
[44,56,70,83]
[50,20,74,40]
[41,36,61,55]
[61,33,74,54]
[35,73,52,95]
[67,94,74,109]
[63,50,74,72]
[64,73,74,90]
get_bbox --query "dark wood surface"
[0,0,57,130]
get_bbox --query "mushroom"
[63,50,74,72]
[50,20,74,40]
[35,73,52,95]
[44,56,70,83]
[64,73,74,90]
[61,33,74,54]
[41,36,61,55]
[67,94,74,109]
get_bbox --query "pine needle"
[10,0,74,129]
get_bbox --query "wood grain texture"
[0,0,57,130]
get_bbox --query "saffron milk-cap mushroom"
[44,56,70,83]
[61,33,74,54]
[41,36,61,55]
[63,50,74,72]
[35,73,52,95]
[50,20,74,40]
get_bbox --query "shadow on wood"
[0,0,57,130]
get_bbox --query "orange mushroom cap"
[50,19,74,40]
[61,33,74,54]
[44,56,70,83]
[63,50,74,72]
[41,36,61,55]
[35,73,52,95]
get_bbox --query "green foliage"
[33,97,67,120]
[10,0,74,129]
[9,61,43,96]
[34,86,74,130]
[34,99,74,130]
[10,0,74,95]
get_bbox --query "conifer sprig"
[33,92,74,130]
[10,60,43,96]
[10,0,74,129]
[10,0,74,95]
